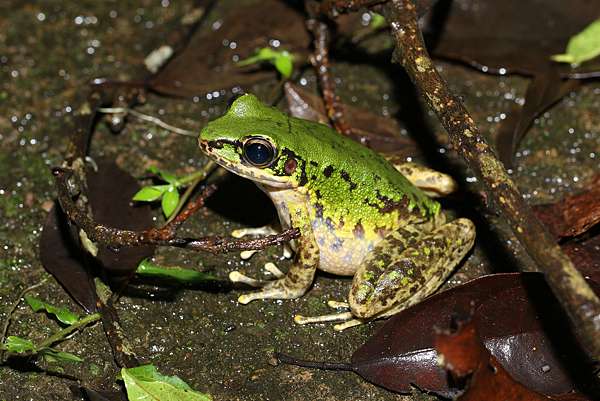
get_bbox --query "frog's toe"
[327,300,349,309]
[232,226,279,260]
[229,262,285,287]
[231,225,277,238]
[264,262,285,278]
[294,311,354,325]
[294,311,369,331]
[229,271,264,287]
[334,319,366,331]
[237,281,307,303]
[239,250,259,260]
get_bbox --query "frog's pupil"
[244,141,273,167]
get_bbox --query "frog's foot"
[231,226,293,260]
[293,300,369,331]
[229,262,312,304]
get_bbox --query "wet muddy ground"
[1,1,599,400]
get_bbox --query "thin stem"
[305,6,353,136]
[276,352,353,371]
[98,107,197,137]
[177,162,217,185]
[37,313,101,350]
[165,162,218,225]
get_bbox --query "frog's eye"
[242,137,276,168]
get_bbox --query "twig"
[306,3,353,136]
[377,0,600,357]
[53,167,299,252]
[98,107,198,138]
[276,352,353,371]
[99,300,138,368]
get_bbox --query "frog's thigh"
[393,162,457,197]
[349,218,475,319]
[237,204,319,304]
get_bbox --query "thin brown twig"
[53,167,299,253]
[57,90,299,254]
[98,299,138,368]
[374,0,600,357]
[306,2,353,136]
[164,166,217,226]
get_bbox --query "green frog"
[199,94,475,330]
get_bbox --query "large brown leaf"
[40,159,155,311]
[534,176,600,240]
[87,160,155,274]
[351,273,597,397]
[40,201,98,312]
[435,320,592,401]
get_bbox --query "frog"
[198,94,475,330]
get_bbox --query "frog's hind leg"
[349,218,475,319]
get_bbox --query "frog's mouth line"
[200,139,294,189]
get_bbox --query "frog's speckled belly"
[260,184,381,276]
[308,215,379,276]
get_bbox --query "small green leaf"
[40,348,83,363]
[120,365,212,401]
[136,259,218,283]
[552,19,600,66]
[147,166,179,184]
[237,47,279,66]
[4,336,36,353]
[132,185,169,202]
[161,186,180,217]
[25,295,79,325]
[274,55,293,78]
[369,12,386,29]
[237,48,295,78]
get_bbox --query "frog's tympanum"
[199,94,475,330]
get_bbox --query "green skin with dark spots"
[199,94,476,323]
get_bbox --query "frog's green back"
[200,94,440,233]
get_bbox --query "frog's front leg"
[349,218,475,319]
[231,202,319,304]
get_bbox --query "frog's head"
[199,94,306,189]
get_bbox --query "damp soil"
[0,1,599,400]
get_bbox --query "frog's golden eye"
[242,137,276,168]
